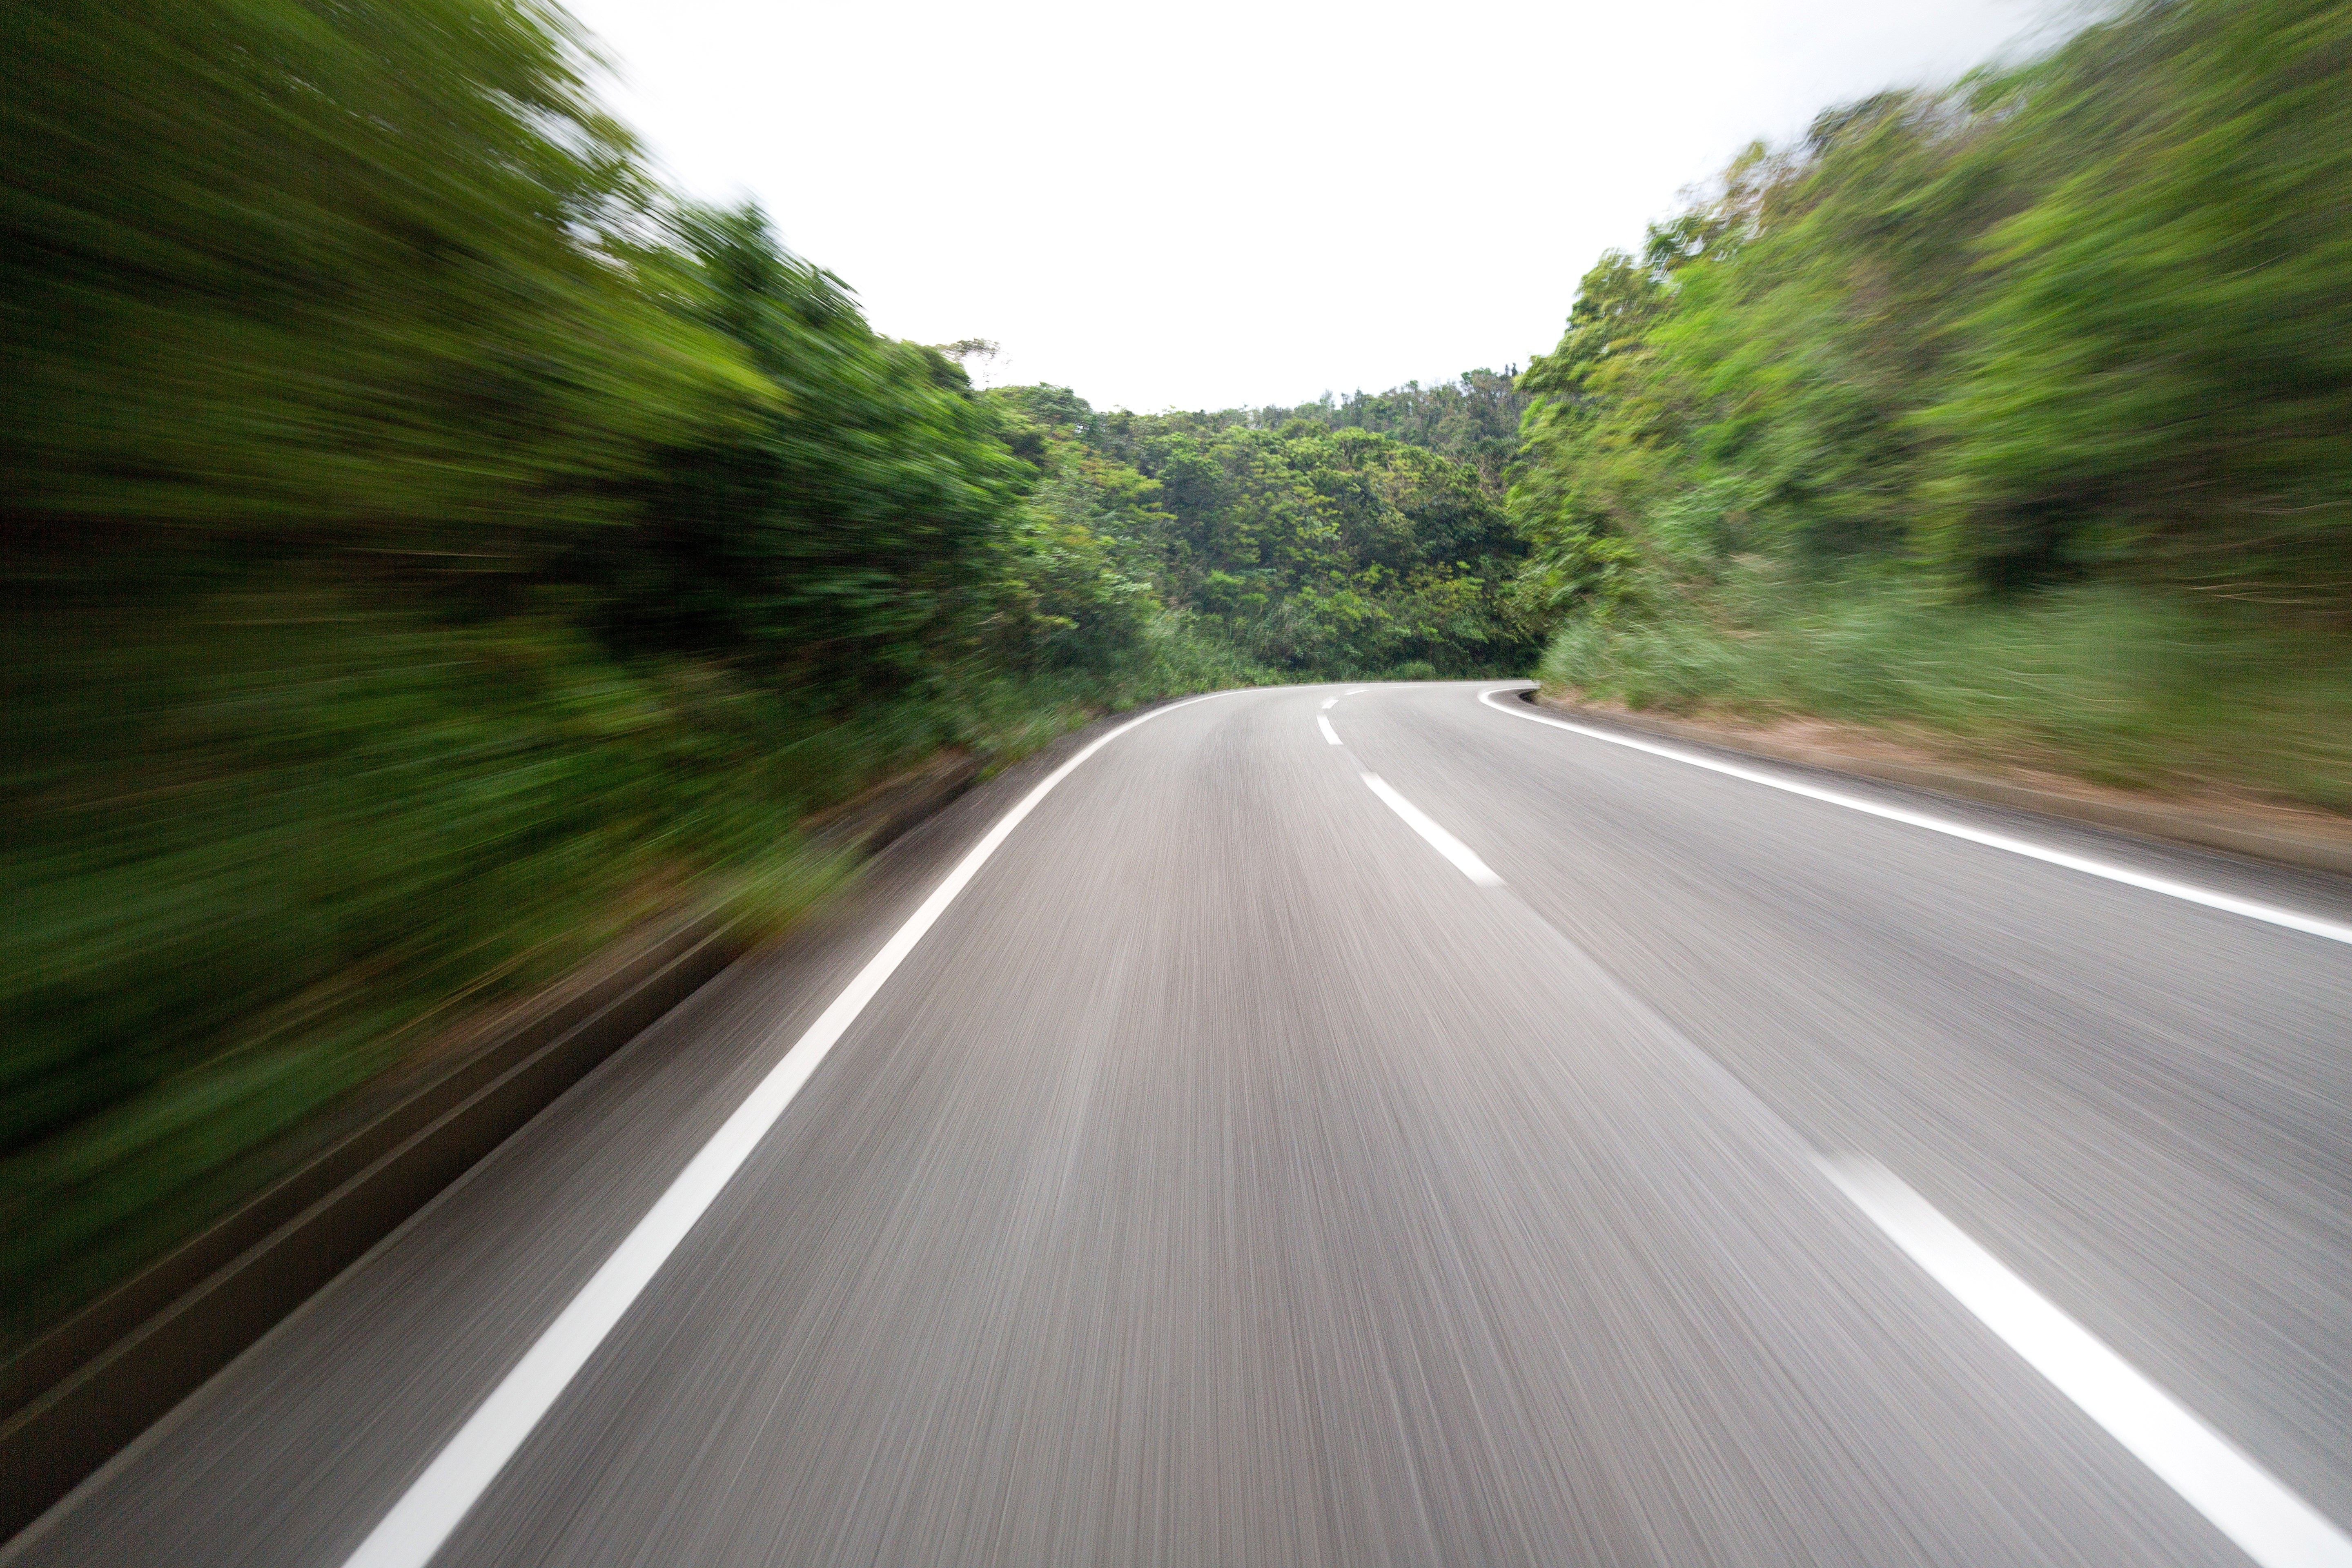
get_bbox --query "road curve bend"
[11,681,2351,1568]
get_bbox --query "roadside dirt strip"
[1528,687,2352,878]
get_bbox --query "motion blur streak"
[1824,1156,2352,1568]
[16,684,2347,1567]
[1361,773,1503,886]
[339,694,1227,1568]
[8,0,2351,1555]
[1481,687,2352,946]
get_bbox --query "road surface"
[11,681,2351,1567]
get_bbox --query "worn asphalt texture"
[11,681,2350,1567]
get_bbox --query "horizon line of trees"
[983,384,1538,678]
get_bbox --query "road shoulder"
[1528,687,2352,878]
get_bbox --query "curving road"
[11,682,2352,1567]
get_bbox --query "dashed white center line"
[1821,1156,2352,1568]
[1321,697,1337,710]
[1317,715,1343,746]
[1347,687,1368,695]
[1362,773,1501,886]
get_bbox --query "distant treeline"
[989,386,1537,679]
[1509,0,2351,808]
[1147,371,1531,495]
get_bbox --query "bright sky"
[565,0,2049,412]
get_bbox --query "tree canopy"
[991,388,1538,677]
[1508,0,2352,619]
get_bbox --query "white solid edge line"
[341,690,1236,1568]
[1820,1156,2352,1568]
[1477,686,2352,947]
[1362,773,1501,886]
[1318,715,1343,746]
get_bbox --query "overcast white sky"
[565,0,2049,412]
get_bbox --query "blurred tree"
[595,205,1028,689]
[1508,0,2352,617]
[1927,0,2352,599]
[1,0,761,566]
[1003,390,1535,675]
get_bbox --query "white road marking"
[340,692,1235,1568]
[1478,686,2352,947]
[1347,687,1368,695]
[1318,715,1343,746]
[1321,697,1337,710]
[1362,773,1501,886]
[1477,679,2352,1556]
[1821,1156,2352,1568]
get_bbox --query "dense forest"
[1118,372,1533,493]
[983,385,1536,679]
[1510,0,2351,809]
[0,0,1523,1335]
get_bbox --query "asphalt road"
[11,681,2351,1567]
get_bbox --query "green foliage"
[1927,0,2352,594]
[3,0,759,545]
[1512,0,2352,804]
[1512,0,2352,615]
[1009,390,1539,677]
[0,586,884,1332]
[1237,372,1532,491]
[1064,371,1530,494]
[1541,576,2352,811]
[1327,370,1530,490]
[980,463,1160,675]
[0,0,1247,1339]
[0,570,1248,1334]
[593,206,1030,688]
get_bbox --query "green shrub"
[1540,579,2352,809]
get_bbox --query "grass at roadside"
[0,577,1269,1347]
[1538,580,2352,815]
